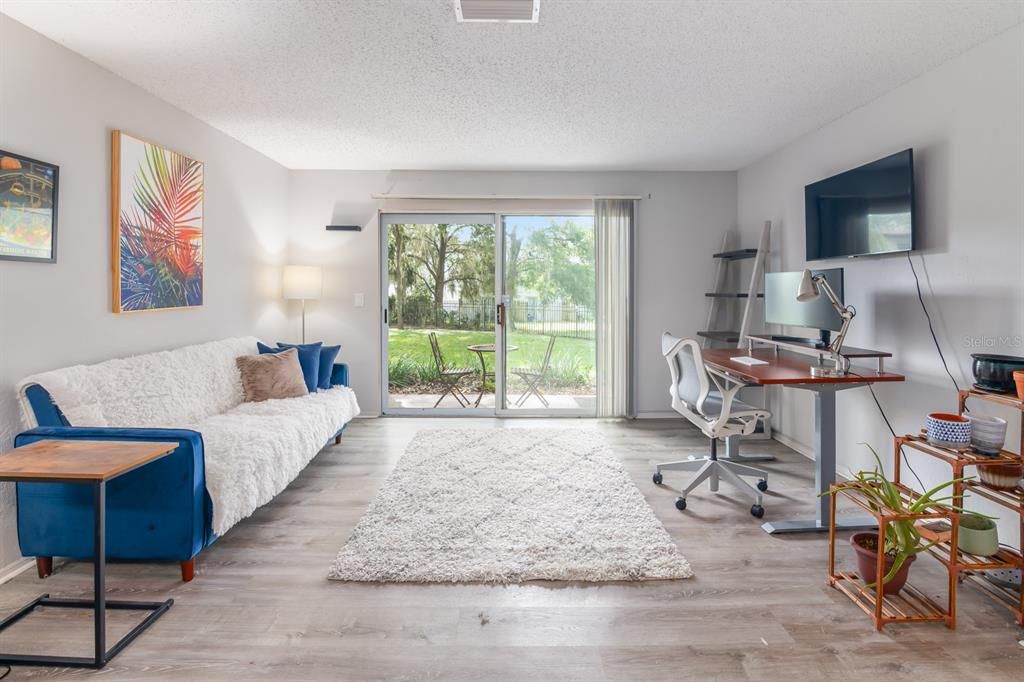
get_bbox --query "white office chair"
[653,333,772,517]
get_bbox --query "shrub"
[388,356,439,389]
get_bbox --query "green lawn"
[387,328,595,390]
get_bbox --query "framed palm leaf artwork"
[111,131,204,313]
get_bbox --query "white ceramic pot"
[969,415,1008,455]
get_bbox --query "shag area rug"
[328,428,692,583]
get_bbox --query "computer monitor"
[764,268,844,345]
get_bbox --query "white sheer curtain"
[594,199,635,418]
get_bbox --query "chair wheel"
[675,497,687,511]
[653,472,663,485]
[750,504,765,518]
[756,479,768,492]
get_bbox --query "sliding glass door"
[381,214,496,413]
[381,212,596,416]
[497,215,596,415]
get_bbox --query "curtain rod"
[370,193,644,200]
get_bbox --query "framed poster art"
[112,130,204,313]
[0,150,59,263]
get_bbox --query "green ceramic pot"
[958,514,999,557]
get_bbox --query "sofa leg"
[335,434,342,445]
[180,558,195,582]
[36,557,53,579]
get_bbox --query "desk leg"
[815,390,835,527]
[94,480,106,667]
[762,389,876,534]
[721,434,776,463]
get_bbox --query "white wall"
[0,16,291,571]
[737,26,1024,543]
[287,170,738,415]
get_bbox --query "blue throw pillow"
[319,345,341,389]
[278,342,340,390]
[257,341,321,393]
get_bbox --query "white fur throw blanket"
[18,336,360,536]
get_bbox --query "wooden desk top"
[0,440,176,482]
[702,348,906,386]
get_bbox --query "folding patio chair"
[429,332,475,408]
[511,336,556,407]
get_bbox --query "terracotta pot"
[849,532,916,595]
[1014,370,1024,400]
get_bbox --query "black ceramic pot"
[971,353,1024,393]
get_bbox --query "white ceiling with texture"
[3,0,1021,170]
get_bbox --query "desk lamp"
[797,269,856,378]
[283,265,322,343]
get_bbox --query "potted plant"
[958,513,1000,557]
[821,444,971,595]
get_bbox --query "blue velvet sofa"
[14,337,357,582]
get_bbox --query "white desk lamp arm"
[815,275,855,373]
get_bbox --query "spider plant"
[821,443,977,588]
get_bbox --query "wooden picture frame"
[0,149,59,263]
[111,130,204,313]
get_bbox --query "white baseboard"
[634,411,680,420]
[772,431,814,460]
[0,558,33,585]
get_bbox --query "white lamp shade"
[282,265,322,300]
[796,269,820,302]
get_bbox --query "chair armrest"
[702,368,759,437]
[330,362,350,387]
[15,425,203,457]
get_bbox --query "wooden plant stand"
[892,388,1024,627]
[827,481,956,630]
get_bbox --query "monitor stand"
[769,333,828,350]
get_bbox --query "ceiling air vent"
[455,0,539,23]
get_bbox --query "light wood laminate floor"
[1,418,1022,680]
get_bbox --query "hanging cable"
[907,252,961,395]
[848,369,927,491]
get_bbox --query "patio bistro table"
[466,343,519,407]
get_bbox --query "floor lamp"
[283,265,322,343]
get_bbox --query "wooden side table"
[0,439,177,669]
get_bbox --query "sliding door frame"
[380,210,499,413]
[379,209,597,418]
[494,211,596,418]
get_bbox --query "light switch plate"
[354,293,365,308]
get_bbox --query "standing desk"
[701,342,905,534]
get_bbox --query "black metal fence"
[389,298,595,340]
[507,301,595,340]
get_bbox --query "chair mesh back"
[675,344,703,405]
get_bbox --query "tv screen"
[805,149,915,260]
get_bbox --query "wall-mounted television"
[805,149,915,260]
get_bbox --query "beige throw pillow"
[236,348,308,402]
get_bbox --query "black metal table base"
[0,479,174,669]
[0,593,174,668]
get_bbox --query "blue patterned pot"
[926,412,971,448]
